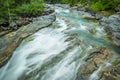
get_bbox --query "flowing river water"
[0,4,120,80]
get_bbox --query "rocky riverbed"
[76,47,120,80]
[0,4,120,80]
[0,8,56,67]
[71,4,120,47]
[100,14,120,47]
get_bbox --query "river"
[0,4,119,80]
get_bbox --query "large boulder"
[76,47,118,80]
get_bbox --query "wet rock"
[88,28,97,34]
[98,58,120,80]
[65,33,78,42]
[76,47,115,80]
[76,61,98,80]
[83,17,98,22]
[0,12,56,67]
[100,14,120,46]
[0,30,12,37]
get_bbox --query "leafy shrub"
[90,0,120,11]
[90,1,107,11]
[14,0,44,15]
[0,0,44,23]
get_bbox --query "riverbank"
[0,6,54,36]
[0,7,56,67]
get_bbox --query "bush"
[90,0,120,11]
[90,1,107,11]
[0,0,44,23]
[14,0,44,15]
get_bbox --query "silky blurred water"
[0,4,119,80]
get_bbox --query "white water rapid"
[0,4,119,80]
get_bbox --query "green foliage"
[0,0,44,23]
[90,0,120,11]
[90,1,106,11]
[1,0,120,23]
[44,0,120,11]
[14,0,44,15]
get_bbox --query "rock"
[95,13,104,20]
[76,47,115,80]
[76,6,86,11]
[88,28,97,34]
[9,22,17,30]
[101,11,112,17]
[0,30,12,37]
[83,17,98,22]
[98,58,120,80]
[115,4,120,12]
[100,14,120,46]
[28,18,33,22]
[0,12,56,67]
[0,21,9,27]
[54,4,70,9]
[0,26,10,31]
[85,8,96,16]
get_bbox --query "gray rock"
[85,8,96,16]
[77,6,86,11]
[113,33,120,46]
[95,13,104,20]
[55,4,70,9]
[9,22,17,28]
[115,4,120,12]
[100,14,120,46]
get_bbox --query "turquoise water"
[0,4,119,80]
